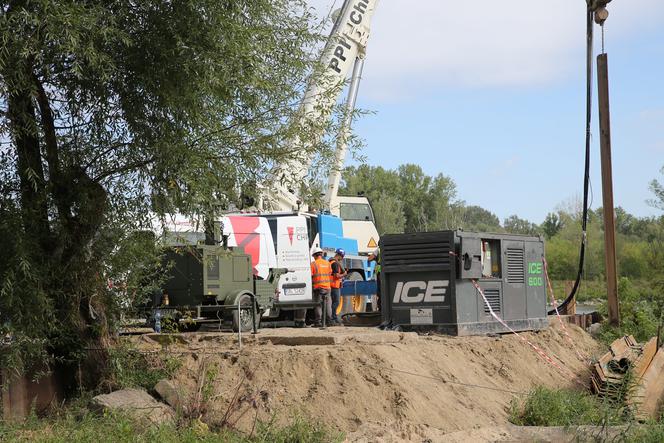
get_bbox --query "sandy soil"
[132,321,604,442]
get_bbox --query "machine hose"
[548,8,594,315]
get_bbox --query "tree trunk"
[7,87,52,256]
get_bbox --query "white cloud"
[308,0,664,101]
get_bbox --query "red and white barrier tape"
[449,250,584,385]
[542,258,588,362]
[470,279,580,381]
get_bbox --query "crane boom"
[262,0,379,211]
[324,56,364,210]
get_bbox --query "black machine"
[380,230,548,336]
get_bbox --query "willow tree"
[0,0,331,374]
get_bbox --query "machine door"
[460,236,482,279]
[502,240,527,320]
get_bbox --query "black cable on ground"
[549,7,594,315]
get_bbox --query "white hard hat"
[311,247,323,256]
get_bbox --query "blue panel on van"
[341,280,377,296]
[317,214,358,255]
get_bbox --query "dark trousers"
[330,287,341,321]
[294,288,332,326]
[314,288,331,324]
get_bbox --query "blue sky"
[309,0,664,223]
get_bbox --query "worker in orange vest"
[329,248,347,325]
[310,247,333,327]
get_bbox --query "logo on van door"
[392,280,449,304]
[287,226,294,245]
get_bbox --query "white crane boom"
[324,56,364,210]
[262,0,379,212]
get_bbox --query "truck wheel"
[341,271,366,314]
[232,293,257,333]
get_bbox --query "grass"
[105,341,182,391]
[0,411,343,443]
[509,386,664,443]
[509,386,627,427]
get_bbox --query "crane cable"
[548,6,594,315]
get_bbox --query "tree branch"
[93,156,156,182]
[33,74,61,179]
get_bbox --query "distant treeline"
[341,164,664,282]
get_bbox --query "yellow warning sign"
[367,237,378,248]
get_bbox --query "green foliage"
[628,421,664,443]
[105,342,182,391]
[0,0,330,376]
[649,167,664,211]
[457,205,501,232]
[254,417,343,443]
[542,212,562,239]
[548,279,606,303]
[544,238,579,281]
[341,164,509,235]
[503,214,540,235]
[538,206,664,283]
[508,386,627,427]
[617,241,650,280]
[105,231,166,317]
[368,192,406,235]
[509,386,664,443]
[0,411,342,443]
[596,278,663,345]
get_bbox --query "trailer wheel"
[232,293,257,333]
[340,271,366,314]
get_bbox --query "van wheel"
[232,293,256,333]
[341,272,366,314]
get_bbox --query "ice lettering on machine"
[527,262,544,287]
[392,280,449,304]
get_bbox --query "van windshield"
[339,203,374,222]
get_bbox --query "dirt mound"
[132,322,603,442]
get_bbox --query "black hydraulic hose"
[549,8,593,314]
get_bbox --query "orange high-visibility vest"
[329,258,344,289]
[311,257,332,289]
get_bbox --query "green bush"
[596,278,663,345]
[626,422,664,443]
[508,386,664,443]
[105,342,182,391]
[509,386,626,427]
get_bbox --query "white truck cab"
[329,195,380,255]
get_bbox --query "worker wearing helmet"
[329,248,347,325]
[293,247,331,328]
[310,247,333,327]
